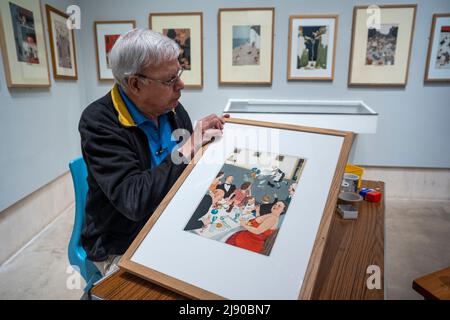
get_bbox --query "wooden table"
[412,266,450,300]
[91,180,385,300]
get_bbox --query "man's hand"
[178,114,230,159]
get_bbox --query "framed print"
[348,5,416,87]
[150,12,203,88]
[0,0,50,88]
[288,15,338,81]
[94,20,136,81]
[425,13,450,82]
[45,5,77,80]
[119,118,354,299]
[219,8,274,85]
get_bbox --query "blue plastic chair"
[68,157,102,292]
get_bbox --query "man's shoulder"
[80,91,117,126]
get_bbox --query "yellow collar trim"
[111,84,136,127]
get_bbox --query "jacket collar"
[111,84,136,127]
[111,84,178,128]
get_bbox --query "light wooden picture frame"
[94,20,136,81]
[150,12,203,88]
[119,118,354,299]
[424,13,450,83]
[218,8,274,85]
[45,4,77,80]
[0,0,50,88]
[288,15,338,81]
[348,4,417,87]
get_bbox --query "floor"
[0,204,85,300]
[0,199,449,300]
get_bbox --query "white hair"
[109,28,180,89]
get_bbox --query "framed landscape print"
[94,20,136,81]
[219,8,274,85]
[119,118,354,299]
[425,13,450,82]
[150,12,203,88]
[46,4,77,80]
[288,15,338,81]
[348,5,416,87]
[0,0,50,87]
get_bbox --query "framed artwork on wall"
[119,118,354,299]
[150,12,203,88]
[287,15,338,81]
[94,20,136,81]
[348,4,416,87]
[424,13,450,82]
[45,4,77,80]
[0,0,50,88]
[218,8,274,85]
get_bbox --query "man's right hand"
[178,114,229,159]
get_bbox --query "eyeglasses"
[136,67,184,87]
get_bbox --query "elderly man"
[79,29,224,276]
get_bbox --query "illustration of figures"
[55,21,72,68]
[268,167,285,188]
[164,28,191,70]
[435,26,450,69]
[232,25,261,66]
[184,189,225,231]
[184,148,306,256]
[297,27,309,69]
[285,183,297,205]
[242,196,257,216]
[22,34,39,64]
[297,25,328,70]
[227,182,252,212]
[104,34,120,69]
[366,24,398,66]
[10,2,40,64]
[209,171,224,192]
[249,25,260,50]
[225,201,286,254]
[217,175,236,199]
[257,194,278,216]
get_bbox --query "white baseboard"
[0,171,74,265]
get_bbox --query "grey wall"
[0,0,85,211]
[1,0,449,211]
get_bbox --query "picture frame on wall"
[0,0,50,88]
[287,15,338,81]
[94,20,136,81]
[424,13,450,82]
[150,12,203,88]
[348,4,417,87]
[218,8,274,85]
[118,118,354,299]
[45,4,77,80]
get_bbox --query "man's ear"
[127,76,141,95]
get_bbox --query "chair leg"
[80,290,91,300]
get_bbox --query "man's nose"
[174,78,184,91]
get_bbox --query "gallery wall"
[0,0,84,211]
[1,0,449,212]
[78,0,450,168]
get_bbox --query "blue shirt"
[118,86,177,168]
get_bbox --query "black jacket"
[216,183,236,199]
[79,86,193,261]
[184,194,212,231]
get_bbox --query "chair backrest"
[68,157,101,291]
